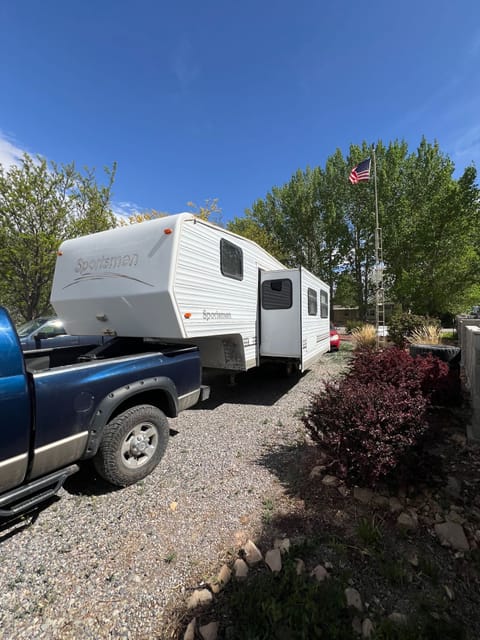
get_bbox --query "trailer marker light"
[184,312,191,319]
[164,228,173,235]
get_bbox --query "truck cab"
[16,316,107,351]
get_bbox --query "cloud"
[0,131,28,169]
[170,36,200,92]
[111,200,144,223]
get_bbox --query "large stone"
[322,475,340,487]
[353,487,373,504]
[445,476,462,500]
[295,558,305,575]
[397,512,417,531]
[274,538,291,554]
[389,612,407,625]
[311,565,329,582]
[199,621,219,640]
[183,618,196,640]
[362,618,374,638]
[309,465,326,478]
[265,548,282,572]
[372,495,390,508]
[389,497,403,513]
[244,540,263,565]
[187,589,213,610]
[434,522,470,551]
[233,558,249,579]
[211,564,231,594]
[345,587,363,612]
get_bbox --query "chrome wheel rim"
[121,421,158,468]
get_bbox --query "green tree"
[0,153,116,321]
[230,137,480,319]
[380,138,480,316]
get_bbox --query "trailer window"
[262,279,292,310]
[320,290,329,318]
[220,239,243,281]
[307,288,318,315]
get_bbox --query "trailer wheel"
[93,404,169,487]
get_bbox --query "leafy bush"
[303,379,428,485]
[351,323,377,349]
[347,347,450,403]
[388,313,440,347]
[345,319,365,334]
[302,347,455,485]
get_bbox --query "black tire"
[93,404,169,487]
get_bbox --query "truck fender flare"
[83,377,178,458]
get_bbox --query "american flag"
[348,158,371,184]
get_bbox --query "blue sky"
[1,1,479,223]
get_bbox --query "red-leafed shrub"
[347,347,451,404]
[303,379,428,485]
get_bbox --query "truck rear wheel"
[94,404,169,486]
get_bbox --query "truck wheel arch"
[83,377,178,459]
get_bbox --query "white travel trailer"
[51,213,331,372]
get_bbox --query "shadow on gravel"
[62,460,120,497]
[193,363,305,410]
[0,496,59,542]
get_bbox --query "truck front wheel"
[94,404,169,486]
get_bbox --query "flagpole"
[372,144,380,347]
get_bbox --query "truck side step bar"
[0,464,79,518]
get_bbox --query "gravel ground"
[0,353,347,640]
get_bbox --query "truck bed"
[24,337,198,372]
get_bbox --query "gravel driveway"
[0,354,346,639]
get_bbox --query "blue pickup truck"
[0,305,208,517]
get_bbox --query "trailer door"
[259,270,301,358]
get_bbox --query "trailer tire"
[93,404,169,487]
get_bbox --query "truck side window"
[220,239,243,281]
[308,288,317,315]
[320,290,328,318]
[262,279,292,310]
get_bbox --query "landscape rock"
[445,476,462,500]
[187,589,213,610]
[233,558,249,579]
[210,564,231,594]
[322,475,340,487]
[362,618,374,638]
[407,553,419,567]
[446,510,465,525]
[274,538,290,554]
[265,549,282,572]
[434,522,470,551]
[388,612,407,625]
[389,497,403,513]
[311,565,329,582]
[309,465,326,478]
[244,540,263,565]
[345,587,363,612]
[295,558,305,575]
[397,512,417,530]
[183,618,196,640]
[353,487,373,504]
[444,585,454,600]
[199,621,219,640]
[372,495,390,508]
